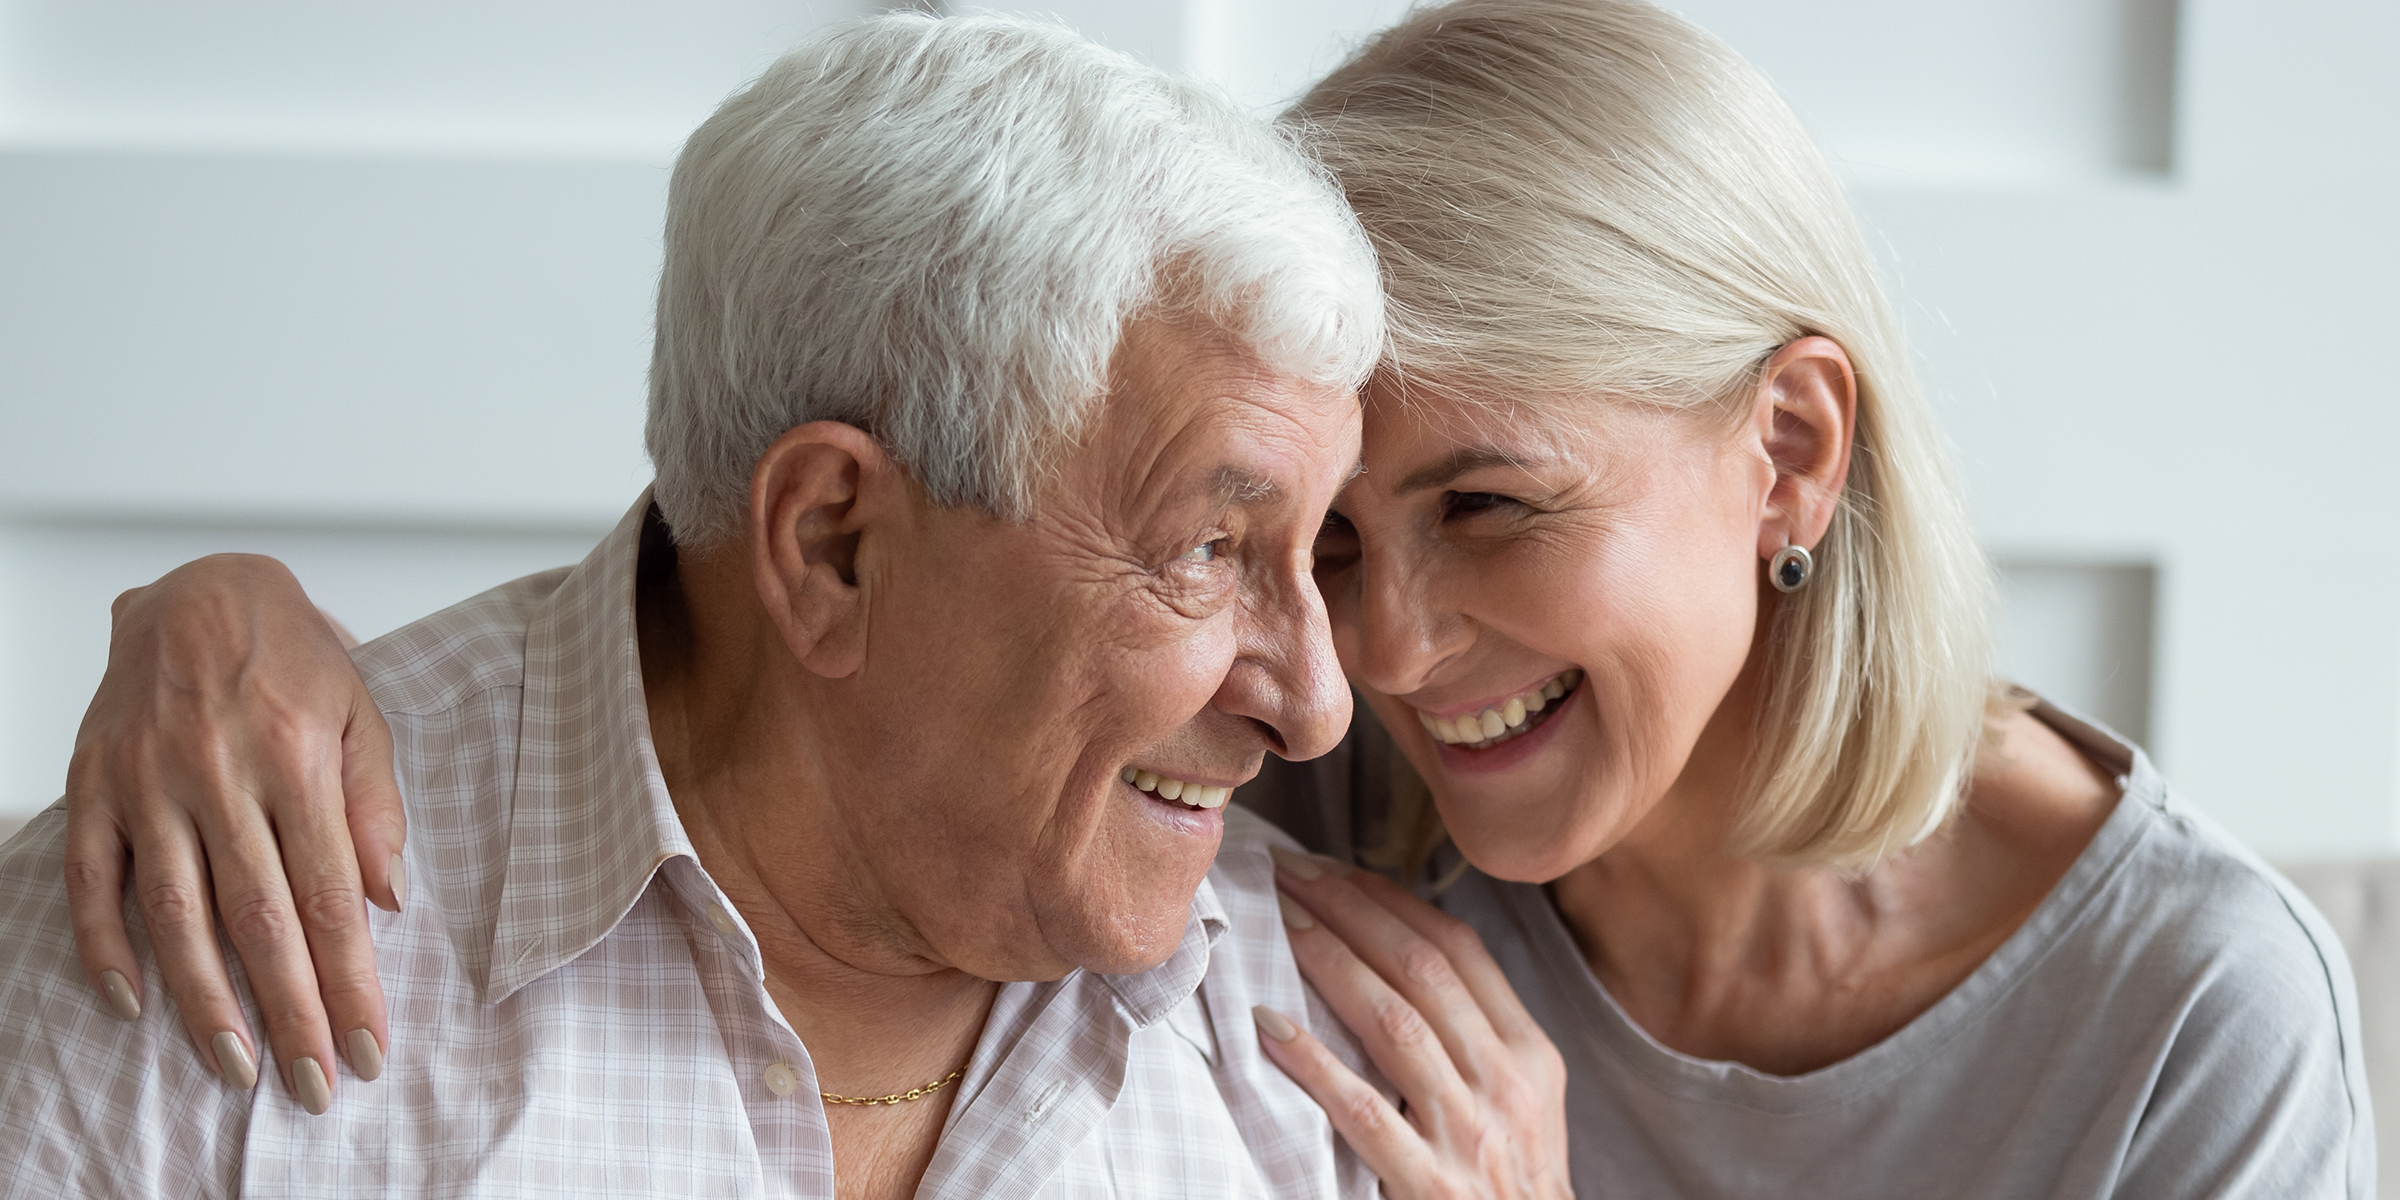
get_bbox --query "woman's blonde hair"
[1288,0,1994,871]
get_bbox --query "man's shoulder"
[1216,804,1310,876]
[350,565,576,720]
[0,808,249,1196]
[1205,806,1313,951]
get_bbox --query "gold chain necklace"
[819,1065,967,1108]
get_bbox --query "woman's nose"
[1351,540,1465,700]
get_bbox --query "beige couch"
[2276,860,2397,1193]
[0,815,2381,1187]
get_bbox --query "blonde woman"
[55,1,2368,1194]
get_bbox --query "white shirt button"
[707,903,738,937]
[763,1062,799,1098]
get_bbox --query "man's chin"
[1073,927,1196,976]
[1042,879,1214,978]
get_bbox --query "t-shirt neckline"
[1495,699,2166,1116]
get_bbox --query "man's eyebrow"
[1211,466,1280,504]
[1394,447,1529,494]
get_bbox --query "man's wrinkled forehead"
[1076,322,1355,488]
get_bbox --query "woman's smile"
[1406,669,1587,775]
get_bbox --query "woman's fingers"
[197,791,342,1113]
[1275,876,1475,1123]
[1269,847,1575,1199]
[127,811,262,1092]
[60,553,399,1110]
[1254,1005,1436,1186]
[341,693,408,916]
[1271,846,1513,1089]
[261,742,389,1086]
[1345,867,1551,1052]
[61,791,143,1022]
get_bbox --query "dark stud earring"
[1769,543,1813,593]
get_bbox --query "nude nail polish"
[388,854,408,913]
[1253,1005,1299,1043]
[293,1057,332,1115]
[1269,844,1324,881]
[346,1029,384,1082]
[99,970,141,1021]
[213,1032,258,1090]
[1276,892,1316,930]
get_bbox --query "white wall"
[3,0,2395,859]
[0,1,877,811]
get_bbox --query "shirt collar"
[487,493,691,1002]
[1099,873,1228,1029]
[482,491,1233,1015]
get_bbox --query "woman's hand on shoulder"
[1256,846,1571,1199]
[63,553,402,1110]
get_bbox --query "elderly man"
[0,13,1385,1197]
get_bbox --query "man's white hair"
[646,12,1386,544]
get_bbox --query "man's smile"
[1121,766,1235,809]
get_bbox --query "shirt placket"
[663,858,839,1198]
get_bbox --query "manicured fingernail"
[1253,1004,1299,1042]
[346,1028,384,1082]
[99,970,141,1021]
[388,854,408,913]
[213,1032,258,1090]
[1277,892,1315,930]
[1269,845,1324,881]
[293,1057,331,1115]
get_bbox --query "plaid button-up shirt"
[0,496,1375,1198]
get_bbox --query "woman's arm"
[64,554,402,1108]
[1260,846,1572,1198]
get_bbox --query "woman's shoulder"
[2106,792,2355,1006]
[1985,698,2349,1003]
[2064,731,2347,996]
[2020,705,2363,1111]
[1983,701,2372,1194]
[2065,777,2375,1193]
[2024,712,2352,1015]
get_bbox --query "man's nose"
[1218,563,1352,761]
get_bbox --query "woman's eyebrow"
[1394,447,1530,494]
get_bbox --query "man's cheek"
[1160,623,1242,708]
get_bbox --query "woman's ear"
[747,422,893,679]
[1748,336,1857,563]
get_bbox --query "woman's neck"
[1546,705,2118,1077]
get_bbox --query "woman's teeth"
[1122,766,1231,809]
[1417,670,1582,749]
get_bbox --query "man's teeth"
[1122,766,1231,809]
[1417,669,1583,748]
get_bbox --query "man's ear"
[747,422,893,679]
[1747,336,1857,563]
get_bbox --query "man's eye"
[1444,491,1514,517]
[1180,540,1222,564]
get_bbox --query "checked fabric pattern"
[0,494,1376,1199]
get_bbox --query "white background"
[2,0,2395,858]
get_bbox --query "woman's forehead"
[1360,381,1702,466]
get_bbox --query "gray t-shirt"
[1241,705,2373,1197]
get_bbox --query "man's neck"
[632,531,997,1103]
